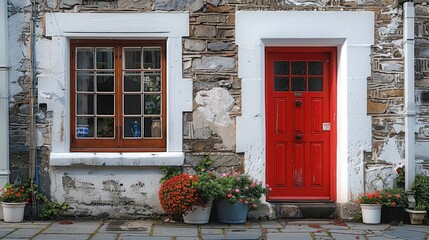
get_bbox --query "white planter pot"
[405,208,427,225]
[182,202,212,224]
[1,202,26,223]
[360,204,382,224]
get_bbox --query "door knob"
[295,135,302,140]
[295,101,302,107]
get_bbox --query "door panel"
[266,47,336,201]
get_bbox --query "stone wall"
[6,0,429,217]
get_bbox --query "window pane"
[77,94,94,115]
[76,117,94,138]
[144,94,161,115]
[124,74,141,92]
[97,95,114,115]
[124,117,142,138]
[308,77,323,91]
[144,117,161,138]
[76,48,94,69]
[143,48,161,69]
[97,117,114,138]
[291,77,306,91]
[96,48,114,69]
[309,61,323,75]
[144,72,161,92]
[124,95,142,115]
[274,61,289,75]
[97,75,114,92]
[292,61,306,75]
[77,72,94,92]
[124,48,142,69]
[274,77,289,91]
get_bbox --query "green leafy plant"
[37,194,69,219]
[195,156,214,174]
[355,190,383,205]
[381,188,407,207]
[215,172,271,210]
[412,174,429,207]
[192,172,222,204]
[414,202,427,211]
[160,166,182,183]
[0,183,30,203]
[395,166,405,189]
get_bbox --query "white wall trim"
[236,11,374,202]
[43,12,191,166]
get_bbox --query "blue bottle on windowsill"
[130,121,141,137]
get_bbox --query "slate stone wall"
[6,0,429,216]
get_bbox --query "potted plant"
[356,190,383,224]
[0,183,30,223]
[215,172,271,224]
[406,202,427,225]
[158,173,221,224]
[380,188,406,225]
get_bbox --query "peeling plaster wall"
[51,167,164,217]
[6,0,429,217]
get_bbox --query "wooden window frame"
[70,39,167,152]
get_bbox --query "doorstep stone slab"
[328,229,367,235]
[0,221,52,229]
[32,234,92,240]
[152,226,198,237]
[319,224,350,230]
[267,232,314,240]
[42,221,101,234]
[281,225,322,233]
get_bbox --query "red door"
[265,47,336,201]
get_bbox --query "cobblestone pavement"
[0,219,428,240]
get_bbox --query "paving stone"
[201,228,223,235]
[42,221,101,234]
[267,232,313,240]
[260,220,283,229]
[106,220,152,232]
[367,236,398,240]
[0,230,14,238]
[320,224,350,230]
[384,228,427,240]
[4,228,41,238]
[285,220,333,225]
[281,225,322,233]
[266,228,281,233]
[176,237,199,240]
[152,226,198,237]
[226,223,249,229]
[328,229,367,235]
[201,222,228,229]
[347,223,391,231]
[33,234,92,240]
[202,235,227,240]
[118,233,152,240]
[224,229,262,239]
[0,221,52,229]
[390,225,429,233]
[90,233,118,240]
[331,233,367,240]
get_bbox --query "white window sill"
[50,152,184,167]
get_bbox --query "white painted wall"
[236,11,374,203]
[42,13,192,215]
[0,0,10,220]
